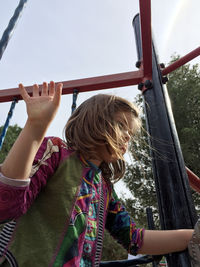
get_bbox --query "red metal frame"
[0,70,143,103]
[0,0,153,103]
[0,1,199,102]
[1,0,200,194]
[186,167,200,194]
[139,0,152,79]
[162,47,200,76]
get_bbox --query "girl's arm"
[139,229,193,255]
[106,188,195,256]
[0,81,63,180]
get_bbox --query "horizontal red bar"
[162,47,200,76]
[186,167,200,194]
[0,70,143,103]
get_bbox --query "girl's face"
[91,111,134,166]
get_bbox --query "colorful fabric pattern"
[106,189,144,255]
[0,137,144,266]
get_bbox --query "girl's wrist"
[25,119,49,140]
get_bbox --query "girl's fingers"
[19,82,61,106]
[33,84,39,97]
[41,82,48,96]
[18,84,30,101]
[49,81,55,96]
[53,83,63,106]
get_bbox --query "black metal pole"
[133,14,197,266]
[146,208,158,267]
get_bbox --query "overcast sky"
[0,0,199,196]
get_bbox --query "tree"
[122,57,200,232]
[167,56,200,177]
[167,55,200,210]
[123,94,159,229]
[0,125,22,163]
[101,95,158,262]
[102,230,128,261]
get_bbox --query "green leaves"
[122,56,200,229]
[0,125,22,163]
[167,56,200,175]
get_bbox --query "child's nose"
[123,130,131,142]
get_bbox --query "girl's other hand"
[19,81,63,127]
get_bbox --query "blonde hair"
[64,94,141,183]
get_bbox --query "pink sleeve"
[0,137,69,223]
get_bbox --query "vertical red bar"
[139,0,152,78]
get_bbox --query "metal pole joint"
[138,79,153,92]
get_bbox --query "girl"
[0,81,198,266]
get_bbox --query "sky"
[0,0,199,197]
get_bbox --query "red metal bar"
[139,0,152,78]
[186,167,200,194]
[0,70,143,103]
[162,47,200,76]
